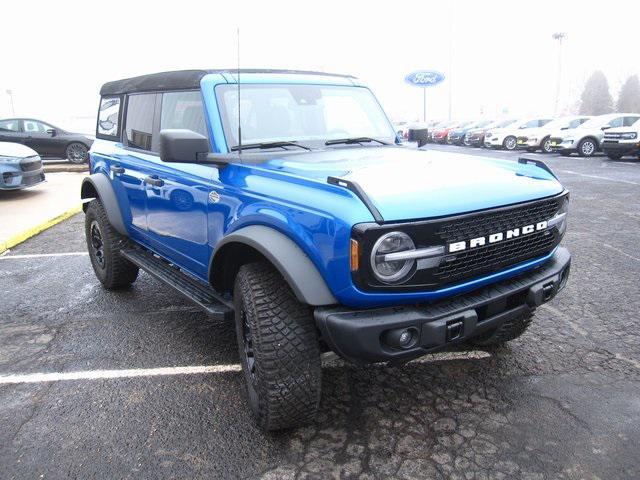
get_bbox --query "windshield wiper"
[230,141,311,151]
[325,137,390,146]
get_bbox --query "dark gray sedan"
[0,118,93,164]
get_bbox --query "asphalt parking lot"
[1,146,639,479]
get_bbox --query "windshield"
[578,116,613,130]
[216,84,396,149]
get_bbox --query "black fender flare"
[211,225,338,306]
[80,173,128,236]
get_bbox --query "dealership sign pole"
[404,71,445,122]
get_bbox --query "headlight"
[563,137,574,142]
[621,132,638,140]
[529,137,538,143]
[0,156,21,163]
[548,195,569,237]
[370,231,416,284]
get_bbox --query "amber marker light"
[350,239,360,272]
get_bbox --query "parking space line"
[601,243,640,263]
[0,252,89,260]
[0,351,493,386]
[558,169,640,186]
[0,365,242,385]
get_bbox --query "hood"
[0,142,38,158]
[251,146,564,222]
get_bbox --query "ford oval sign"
[405,71,445,87]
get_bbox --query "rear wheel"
[577,138,596,157]
[85,200,139,289]
[234,262,321,431]
[470,310,534,347]
[503,136,517,151]
[66,142,88,164]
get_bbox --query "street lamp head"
[552,32,566,41]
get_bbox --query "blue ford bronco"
[82,69,571,430]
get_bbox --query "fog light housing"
[382,327,419,350]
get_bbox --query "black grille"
[20,158,42,172]
[434,197,560,283]
[436,197,560,244]
[435,229,557,282]
[352,194,565,292]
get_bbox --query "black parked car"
[0,118,93,164]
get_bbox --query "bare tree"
[616,75,640,113]
[579,71,613,115]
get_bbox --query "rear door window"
[125,93,157,152]
[0,119,20,132]
[160,91,208,137]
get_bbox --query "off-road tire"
[234,262,321,431]
[469,310,534,347]
[85,199,139,289]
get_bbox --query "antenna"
[237,27,242,154]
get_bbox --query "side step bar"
[121,248,233,321]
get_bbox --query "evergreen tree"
[616,75,640,113]
[579,71,613,115]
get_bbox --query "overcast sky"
[2,0,640,133]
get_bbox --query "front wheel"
[85,200,139,289]
[541,137,553,154]
[577,138,596,157]
[234,262,321,431]
[66,142,89,164]
[503,136,517,151]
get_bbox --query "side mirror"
[46,128,57,137]
[408,127,429,148]
[560,126,569,130]
[159,129,211,163]
[601,126,611,131]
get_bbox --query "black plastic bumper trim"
[314,247,571,364]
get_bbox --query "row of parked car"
[408,113,640,160]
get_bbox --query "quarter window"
[125,94,156,151]
[98,96,121,138]
[161,91,208,137]
[0,119,19,132]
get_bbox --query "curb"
[0,204,83,254]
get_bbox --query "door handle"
[144,175,164,187]
[110,165,125,174]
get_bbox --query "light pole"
[448,4,453,120]
[552,32,565,115]
[6,89,15,116]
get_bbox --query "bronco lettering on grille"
[448,221,548,253]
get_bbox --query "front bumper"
[517,137,540,149]
[315,247,570,364]
[0,159,45,190]
[602,141,640,157]
[484,135,503,148]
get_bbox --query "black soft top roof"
[99,69,356,95]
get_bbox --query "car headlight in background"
[529,137,538,143]
[0,156,21,163]
[370,231,416,284]
[621,132,638,140]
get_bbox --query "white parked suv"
[601,121,640,160]
[484,118,552,151]
[549,113,640,157]
[517,116,591,153]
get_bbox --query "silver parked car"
[0,142,45,190]
[549,113,640,157]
